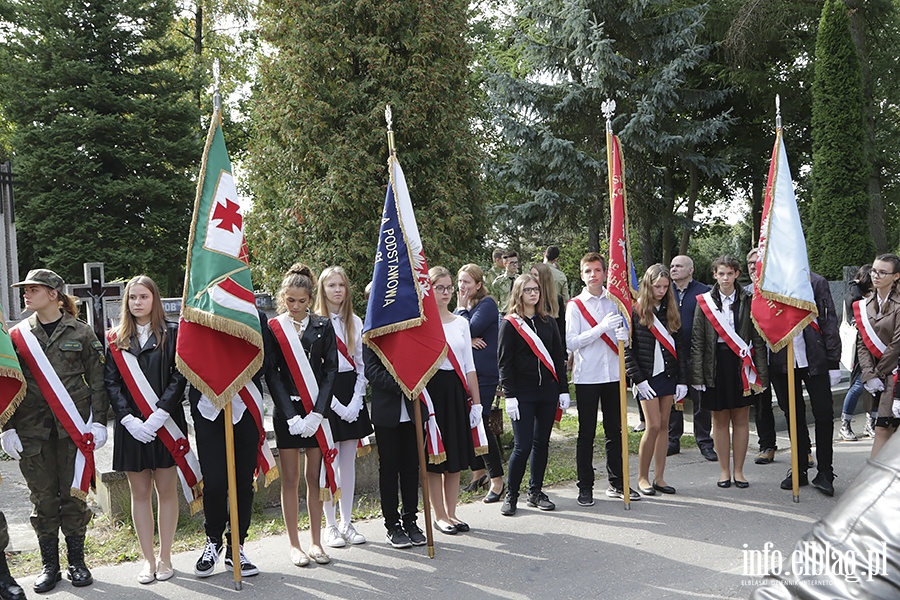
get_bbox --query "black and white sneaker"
[526,491,556,511]
[577,489,594,506]
[386,526,412,549]
[194,538,223,577]
[224,546,259,577]
[605,485,641,501]
[404,522,427,546]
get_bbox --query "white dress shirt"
[566,288,620,384]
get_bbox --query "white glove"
[864,378,885,394]
[614,326,629,342]
[91,423,108,450]
[674,385,688,402]
[287,414,305,436]
[469,403,483,428]
[829,370,842,387]
[599,313,624,333]
[143,409,170,433]
[330,397,350,421]
[347,394,364,423]
[692,384,706,392]
[0,429,23,460]
[559,393,571,410]
[301,412,324,437]
[121,414,156,444]
[505,397,520,421]
[893,399,900,419]
[635,381,656,400]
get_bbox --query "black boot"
[33,537,60,594]
[0,551,26,600]
[64,536,92,587]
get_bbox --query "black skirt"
[701,343,757,412]
[647,371,677,398]
[327,370,374,442]
[274,401,321,449]
[425,369,476,474]
[112,403,188,472]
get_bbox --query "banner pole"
[412,395,435,557]
[787,344,800,503]
[224,401,243,588]
[618,340,631,510]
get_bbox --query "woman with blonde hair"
[624,265,686,495]
[454,264,504,502]
[265,263,338,566]
[426,266,480,534]
[498,274,569,516]
[530,262,565,343]
[104,275,188,583]
[315,266,373,548]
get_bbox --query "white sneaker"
[323,525,347,548]
[340,522,366,545]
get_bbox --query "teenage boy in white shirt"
[566,252,639,506]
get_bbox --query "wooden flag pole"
[412,395,435,557]
[619,340,631,510]
[224,401,243,588]
[787,344,800,503]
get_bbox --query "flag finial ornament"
[602,99,616,133]
[775,94,782,130]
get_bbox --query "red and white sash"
[648,313,678,360]
[569,298,618,355]
[106,332,204,513]
[269,314,340,502]
[446,348,489,457]
[237,383,279,486]
[420,388,446,464]
[505,315,563,424]
[10,323,96,500]
[696,293,762,395]
[854,299,886,361]
[333,328,371,457]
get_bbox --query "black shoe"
[194,538,223,577]
[605,485,641,501]
[435,520,457,535]
[638,484,656,496]
[0,552,26,600]
[452,521,470,532]
[386,525,412,548]
[64,535,92,587]
[526,491,555,511]
[483,483,505,504]
[577,489,594,506]
[464,474,488,492]
[701,447,718,461]
[780,470,809,490]
[733,479,749,489]
[717,480,731,488]
[811,472,835,497]
[403,522,427,546]
[653,482,676,494]
[666,445,680,456]
[224,545,259,577]
[500,494,518,516]
[33,537,61,593]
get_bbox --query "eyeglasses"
[523,286,540,294]
[871,270,895,279]
[434,285,455,294]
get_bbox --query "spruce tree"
[0,0,200,295]
[808,0,873,278]
[248,0,486,299]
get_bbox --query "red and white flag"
[751,128,817,350]
[606,134,638,328]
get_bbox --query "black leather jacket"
[264,313,338,419]
[105,320,187,420]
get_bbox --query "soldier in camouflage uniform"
[0,270,107,593]
[0,511,26,600]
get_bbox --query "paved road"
[3,421,874,599]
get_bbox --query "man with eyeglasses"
[492,251,519,315]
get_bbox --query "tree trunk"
[588,190,603,252]
[846,0,887,251]
[679,163,699,255]
[750,169,763,245]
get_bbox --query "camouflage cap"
[11,269,65,292]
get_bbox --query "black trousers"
[470,383,504,479]
[192,407,258,546]
[668,386,713,450]
[771,368,834,476]
[374,421,420,530]
[507,388,557,496]
[755,386,778,451]
[576,382,624,491]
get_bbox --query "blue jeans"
[841,373,865,415]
